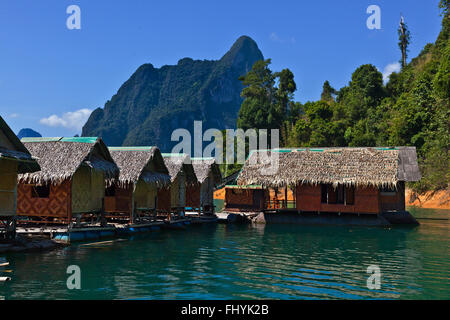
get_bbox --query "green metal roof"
[21,137,99,143]
[161,153,187,157]
[375,147,398,150]
[108,146,156,151]
[21,137,62,142]
[61,137,98,143]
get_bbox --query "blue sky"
[0,0,443,137]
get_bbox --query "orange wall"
[296,184,320,211]
[354,186,380,213]
[17,180,72,221]
[224,188,268,211]
[296,184,380,214]
[380,182,405,212]
[225,188,253,206]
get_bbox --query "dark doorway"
[253,189,265,210]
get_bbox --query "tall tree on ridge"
[320,80,337,102]
[275,69,297,146]
[275,69,297,116]
[237,59,278,131]
[398,16,411,68]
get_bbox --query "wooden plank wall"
[379,182,405,212]
[296,184,380,214]
[104,185,133,214]
[186,183,201,208]
[0,159,18,216]
[157,187,171,211]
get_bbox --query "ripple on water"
[1,209,449,300]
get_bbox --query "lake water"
[0,207,448,300]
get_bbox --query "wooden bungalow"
[105,146,171,224]
[16,137,119,225]
[157,153,198,215]
[223,185,269,213]
[0,117,40,239]
[186,158,222,214]
[236,147,421,216]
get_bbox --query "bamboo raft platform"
[14,212,199,243]
[16,224,117,243]
[161,217,191,229]
[114,221,164,234]
[185,212,218,224]
[16,220,166,243]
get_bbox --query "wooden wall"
[170,175,186,208]
[71,166,104,214]
[224,188,267,211]
[104,184,133,215]
[200,174,214,207]
[379,181,405,212]
[157,187,171,211]
[0,158,18,216]
[222,183,406,215]
[295,184,320,212]
[295,184,380,214]
[186,183,201,208]
[134,181,157,209]
[17,180,71,222]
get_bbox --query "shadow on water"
[0,208,448,299]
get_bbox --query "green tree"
[237,59,297,148]
[275,69,297,145]
[304,101,333,121]
[320,80,337,102]
[433,44,450,99]
[398,16,411,68]
[286,117,311,147]
[439,0,449,16]
[276,68,297,115]
[337,64,384,123]
[237,59,279,131]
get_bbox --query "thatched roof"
[191,158,222,185]
[161,153,198,184]
[237,147,421,189]
[0,116,40,173]
[108,146,170,187]
[18,137,119,185]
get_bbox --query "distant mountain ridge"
[82,36,264,151]
[17,128,42,139]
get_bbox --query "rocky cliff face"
[82,36,264,152]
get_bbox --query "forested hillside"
[237,1,449,194]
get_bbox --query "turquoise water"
[0,207,449,300]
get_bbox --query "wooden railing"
[265,199,296,210]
